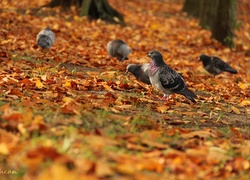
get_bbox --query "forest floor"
[0,0,249,179]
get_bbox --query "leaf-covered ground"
[0,0,249,179]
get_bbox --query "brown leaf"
[181,130,218,139]
[8,88,23,97]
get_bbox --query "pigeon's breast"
[149,70,172,95]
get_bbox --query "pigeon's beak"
[198,57,201,61]
[147,54,151,58]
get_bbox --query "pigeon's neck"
[153,56,166,66]
[149,61,159,74]
[201,57,211,67]
[132,66,141,77]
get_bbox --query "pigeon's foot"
[161,94,172,101]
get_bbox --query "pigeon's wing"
[36,29,46,41]
[159,66,186,92]
[139,64,151,84]
[47,30,55,44]
[117,44,130,60]
[212,57,228,69]
[43,29,55,44]
[159,66,197,102]
[37,35,52,49]
[37,28,55,48]
[212,57,237,74]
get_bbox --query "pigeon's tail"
[37,35,52,49]
[224,66,238,74]
[179,89,197,103]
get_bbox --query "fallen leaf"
[115,105,132,110]
[38,163,78,180]
[35,79,44,89]
[239,100,250,106]
[181,130,218,139]
[156,105,170,113]
[0,143,9,155]
[231,106,241,114]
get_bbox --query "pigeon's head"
[45,27,51,31]
[126,64,140,74]
[147,50,165,65]
[198,54,210,63]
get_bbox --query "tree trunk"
[182,0,237,48]
[47,0,125,25]
[199,0,219,30]
[182,0,200,18]
[49,0,82,8]
[80,0,125,25]
[211,0,237,48]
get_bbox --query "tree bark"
[182,0,237,48]
[182,0,200,18]
[80,0,125,25]
[47,0,125,25]
[211,0,237,48]
[199,0,219,30]
[49,0,82,8]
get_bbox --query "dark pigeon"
[107,39,131,61]
[126,63,151,85]
[199,54,238,76]
[36,27,55,49]
[147,50,197,103]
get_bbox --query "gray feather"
[126,64,151,85]
[107,39,131,61]
[37,27,55,49]
[199,54,237,76]
[147,50,197,103]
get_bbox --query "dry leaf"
[231,106,241,114]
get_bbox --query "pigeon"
[126,63,151,85]
[107,39,131,61]
[36,27,55,49]
[199,54,238,76]
[147,50,197,103]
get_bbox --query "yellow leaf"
[33,115,44,124]
[231,106,241,114]
[36,79,44,89]
[96,160,114,177]
[115,105,132,110]
[100,71,117,78]
[40,75,47,81]
[0,143,9,155]
[150,23,159,30]
[103,84,114,92]
[38,163,78,180]
[1,39,12,45]
[62,97,73,103]
[238,83,249,90]
[18,123,26,134]
[239,100,250,106]
[63,81,71,87]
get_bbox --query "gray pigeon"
[107,39,131,61]
[147,50,197,103]
[199,54,237,76]
[126,64,151,85]
[36,27,55,49]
